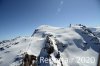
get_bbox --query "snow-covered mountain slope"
[0,25,100,66]
[90,27,100,38]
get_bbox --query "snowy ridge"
[0,25,100,66]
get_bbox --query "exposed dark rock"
[0,47,4,51]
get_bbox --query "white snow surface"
[0,25,100,66]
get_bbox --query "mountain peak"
[0,25,100,66]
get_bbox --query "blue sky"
[0,0,100,41]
